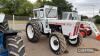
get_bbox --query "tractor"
[62,12,92,37]
[62,12,100,39]
[0,13,25,56]
[26,5,82,55]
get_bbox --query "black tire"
[67,34,82,47]
[6,35,25,56]
[0,19,9,32]
[26,21,41,42]
[49,32,68,55]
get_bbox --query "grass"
[8,20,28,30]
[8,20,28,24]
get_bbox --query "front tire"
[6,35,25,56]
[67,34,82,47]
[49,32,68,55]
[26,22,41,42]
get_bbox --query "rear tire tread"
[6,36,25,56]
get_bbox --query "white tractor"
[62,12,100,40]
[26,5,82,55]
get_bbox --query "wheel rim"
[27,25,34,39]
[50,36,59,51]
[69,38,78,44]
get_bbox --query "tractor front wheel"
[67,34,82,47]
[49,32,68,55]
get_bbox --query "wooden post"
[13,14,15,29]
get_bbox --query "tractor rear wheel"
[6,35,25,56]
[26,21,41,42]
[49,32,68,55]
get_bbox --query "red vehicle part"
[80,30,86,38]
[80,23,92,38]
[96,34,100,40]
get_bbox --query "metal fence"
[5,14,29,20]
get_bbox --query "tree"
[81,15,88,19]
[81,15,88,21]
[15,1,33,16]
[93,15,99,19]
[93,15,100,24]
[0,0,33,16]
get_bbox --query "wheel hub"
[53,40,58,46]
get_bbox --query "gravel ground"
[18,31,100,56]
[9,23,100,56]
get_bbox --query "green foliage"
[95,18,100,24]
[0,0,73,16]
[94,15,100,24]
[93,15,99,19]
[81,15,88,21]
[0,0,33,16]
[15,1,33,16]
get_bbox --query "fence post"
[13,14,15,29]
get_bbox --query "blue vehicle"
[0,13,25,56]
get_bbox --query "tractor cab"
[31,5,59,34]
[62,12,81,20]
[33,5,58,20]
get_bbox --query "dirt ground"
[9,21,100,56]
[18,31,100,56]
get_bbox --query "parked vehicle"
[0,13,25,56]
[26,5,82,55]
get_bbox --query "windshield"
[72,13,79,20]
[62,12,68,20]
[45,8,57,18]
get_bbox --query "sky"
[28,0,100,17]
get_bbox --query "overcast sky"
[28,0,100,17]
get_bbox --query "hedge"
[95,18,100,24]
